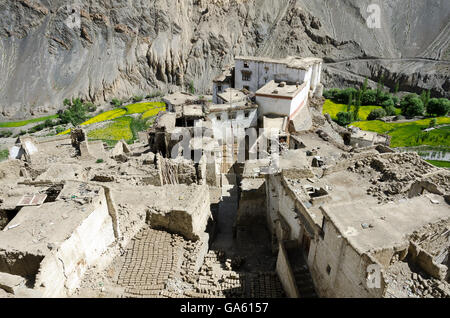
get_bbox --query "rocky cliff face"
[0,0,449,118]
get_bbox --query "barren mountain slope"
[0,0,448,118]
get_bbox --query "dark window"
[218,85,222,92]
[326,265,331,275]
[244,111,250,118]
[320,219,326,239]
[216,114,221,121]
[242,71,251,82]
[244,62,249,68]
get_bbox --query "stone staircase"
[286,246,318,298]
[293,266,318,298]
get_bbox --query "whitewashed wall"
[207,108,258,141]
[235,59,308,92]
[289,85,309,119]
[255,95,292,119]
[212,82,231,104]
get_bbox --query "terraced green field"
[322,100,400,121]
[352,117,450,148]
[59,102,166,139]
[87,117,134,142]
[426,160,450,168]
[60,102,166,135]
[0,115,59,128]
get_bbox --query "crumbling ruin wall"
[0,160,22,181]
[34,190,115,297]
[370,244,409,268]
[0,251,44,285]
[36,164,87,182]
[322,152,377,176]
[309,215,386,298]
[146,185,211,241]
[157,155,198,186]
[70,128,86,155]
[409,242,448,281]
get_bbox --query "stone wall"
[308,215,386,298]
[34,190,115,297]
[276,242,300,298]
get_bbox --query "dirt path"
[211,173,238,252]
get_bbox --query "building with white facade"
[255,81,308,119]
[206,101,258,142]
[234,56,323,98]
[212,64,234,104]
[216,88,247,105]
[211,55,322,134]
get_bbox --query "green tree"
[394,82,400,94]
[402,97,425,117]
[400,94,420,113]
[427,98,450,116]
[55,126,65,134]
[44,119,54,128]
[352,104,361,121]
[382,98,395,109]
[111,98,123,108]
[361,90,377,105]
[429,118,437,128]
[346,93,353,112]
[367,108,387,120]
[336,112,353,126]
[336,88,358,104]
[376,75,385,104]
[356,89,362,107]
[133,96,144,103]
[362,78,368,94]
[85,102,97,113]
[323,88,341,100]
[392,96,400,107]
[420,90,431,109]
[59,98,89,127]
[385,105,397,116]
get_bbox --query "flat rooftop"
[154,112,176,131]
[284,154,450,254]
[110,183,209,215]
[208,101,257,113]
[163,92,197,106]
[235,56,323,70]
[324,189,449,254]
[213,64,234,83]
[0,181,104,256]
[217,88,247,104]
[242,159,271,178]
[256,80,306,99]
[183,105,204,118]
